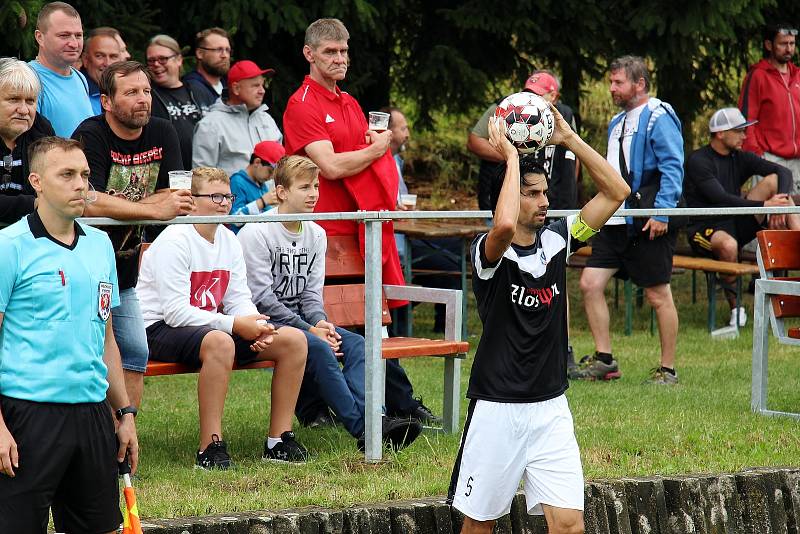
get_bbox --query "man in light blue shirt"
[29,2,94,137]
[0,136,137,533]
[229,140,284,233]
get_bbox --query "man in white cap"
[684,106,800,327]
[192,60,282,176]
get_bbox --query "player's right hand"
[153,189,195,220]
[233,314,271,341]
[0,424,18,477]
[487,116,517,161]
[547,103,575,147]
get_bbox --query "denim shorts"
[111,287,150,373]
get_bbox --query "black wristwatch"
[115,405,138,420]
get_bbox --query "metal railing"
[78,206,800,461]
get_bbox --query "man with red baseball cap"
[192,59,281,176]
[229,140,286,232]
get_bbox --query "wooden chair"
[752,230,800,419]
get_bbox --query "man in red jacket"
[739,23,800,196]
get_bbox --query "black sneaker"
[262,431,309,464]
[357,416,423,452]
[195,434,233,470]
[409,398,442,426]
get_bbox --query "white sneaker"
[729,306,747,327]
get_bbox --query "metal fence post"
[364,218,385,462]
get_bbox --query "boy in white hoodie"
[137,166,309,468]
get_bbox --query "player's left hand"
[547,103,574,147]
[116,416,139,475]
[642,218,668,240]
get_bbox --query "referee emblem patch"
[98,282,112,321]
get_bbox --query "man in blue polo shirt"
[0,137,138,534]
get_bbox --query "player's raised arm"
[547,104,630,235]
[484,117,521,263]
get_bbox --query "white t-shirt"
[606,102,646,225]
[136,223,258,332]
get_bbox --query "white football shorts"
[449,395,584,521]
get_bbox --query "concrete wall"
[140,467,800,533]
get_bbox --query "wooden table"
[393,219,489,338]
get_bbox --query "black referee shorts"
[0,396,121,534]
[586,224,677,287]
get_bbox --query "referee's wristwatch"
[115,405,138,420]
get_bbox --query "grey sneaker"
[572,354,621,381]
[644,367,678,385]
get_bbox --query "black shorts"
[687,216,765,258]
[586,224,677,287]
[146,321,260,366]
[0,396,121,534]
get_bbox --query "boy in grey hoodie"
[238,155,422,451]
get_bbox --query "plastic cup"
[168,170,192,190]
[368,111,390,132]
[400,193,417,209]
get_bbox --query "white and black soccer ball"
[494,92,555,154]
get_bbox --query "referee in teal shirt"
[0,137,138,534]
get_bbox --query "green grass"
[134,270,800,519]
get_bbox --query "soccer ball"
[494,92,555,154]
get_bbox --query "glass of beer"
[368,111,390,132]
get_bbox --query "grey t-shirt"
[237,219,328,330]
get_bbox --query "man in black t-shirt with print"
[448,109,629,534]
[72,61,193,411]
[685,106,800,327]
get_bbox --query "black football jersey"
[467,216,581,402]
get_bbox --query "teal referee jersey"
[0,211,120,404]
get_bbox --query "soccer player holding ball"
[447,107,630,534]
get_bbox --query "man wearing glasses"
[192,60,282,177]
[72,61,192,413]
[183,27,232,111]
[739,23,800,196]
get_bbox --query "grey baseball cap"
[709,107,758,133]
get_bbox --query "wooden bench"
[572,246,759,333]
[752,230,800,419]
[141,236,469,434]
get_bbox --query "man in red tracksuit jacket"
[739,22,800,195]
[282,17,441,428]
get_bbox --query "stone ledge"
[140,467,800,533]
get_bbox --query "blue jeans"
[302,327,366,438]
[111,288,150,373]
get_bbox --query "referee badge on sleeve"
[98,282,113,321]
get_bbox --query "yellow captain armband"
[570,213,599,242]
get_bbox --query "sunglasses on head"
[778,28,798,36]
